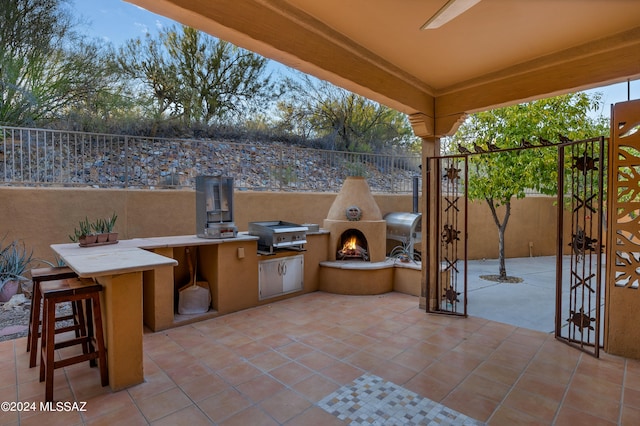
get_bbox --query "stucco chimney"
[323,176,386,262]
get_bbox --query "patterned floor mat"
[318,373,485,425]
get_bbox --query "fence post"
[124,136,129,189]
[392,153,397,193]
[279,145,283,191]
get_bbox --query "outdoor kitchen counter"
[133,233,259,249]
[51,233,259,258]
[50,234,259,391]
[50,232,329,390]
[50,240,176,391]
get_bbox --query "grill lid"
[384,212,422,243]
[249,221,308,233]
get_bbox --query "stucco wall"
[0,187,562,265]
[466,196,569,259]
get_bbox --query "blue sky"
[72,0,174,47]
[71,0,637,119]
[71,0,295,79]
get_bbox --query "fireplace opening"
[337,229,369,261]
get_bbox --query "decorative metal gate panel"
[555,137,606,357]
[605,99,640,358]
[426,138,606,357]
[426,155,468,316]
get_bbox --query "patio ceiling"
[125,0,640,136]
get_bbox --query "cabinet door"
[258,258,283,300]
[282,255,304,293]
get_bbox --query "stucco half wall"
[0,187,566,264]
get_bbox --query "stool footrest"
[55,324,82,335]
[55,314,76,322]
[53,336,91,351]
[54,352,99,370]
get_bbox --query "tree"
[450,93,608,280]
[0,0,113,125]
[276,74,420,153]
[116,25,274,127]
[62,45,141,133]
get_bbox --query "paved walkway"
[466,255,599,334]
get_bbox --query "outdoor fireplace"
[319,177,392,294]
[323,176,386,262]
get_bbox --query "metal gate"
[556,137,606,357]
[426,154,468,316]
[426,138,606,357]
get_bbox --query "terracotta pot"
[97,233,109,243]
[80,235,98,246]
[108,232,118,242]
[0,280,20,303]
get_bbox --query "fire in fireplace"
[337,229,369,261]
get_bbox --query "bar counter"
[50,234,258,390]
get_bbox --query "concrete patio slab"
[465,255,603,334]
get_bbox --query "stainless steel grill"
[248,221,308,254]
[384,212,422,259]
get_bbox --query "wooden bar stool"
[27,267,80,368]
[39,278,108,402]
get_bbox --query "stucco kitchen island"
[50,231,328,389]
[50,234,261,390]
[50,241,177,390]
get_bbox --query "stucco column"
[411,110,467,310]
[421,137,441,310]
[410,113,439,310]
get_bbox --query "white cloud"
[134,22,150,35]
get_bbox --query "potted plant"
[69,214,118,246]
[92,213,118,243]
[69,216,97,246]
[0,237,34,302]
[105,212,118,242]
[93,218,109,243]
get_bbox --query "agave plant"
[105,212,117,233]
[388,241,421,264]
[0,237,34,291]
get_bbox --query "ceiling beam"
[126,0,435,117]
[436,27,640,120]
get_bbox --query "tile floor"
[1,291,639,425]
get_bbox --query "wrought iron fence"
[0,126,421,193]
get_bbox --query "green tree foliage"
[0,0,115,125]
[276,74,419,153]
[116,25,274,126]
[449,92,608,279]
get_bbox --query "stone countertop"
[51,234,259,278]
[319,259,396,270]
[305,229,330,235]
[135,233,259,249]
[53,248,178,278]
[319,259,422,270]
[51,234,258,256]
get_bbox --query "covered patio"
[3,0,640,423]
[121,0,640,355]
[2,291,638,425]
